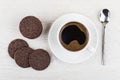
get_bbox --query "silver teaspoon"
[99,9,110,65]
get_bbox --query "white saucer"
[48,13,98,63]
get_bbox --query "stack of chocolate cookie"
[8,16,51,71]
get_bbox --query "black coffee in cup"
[59,22,89,51]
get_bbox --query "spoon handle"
[102,25,106,65]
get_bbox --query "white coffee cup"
[48,13,98,63]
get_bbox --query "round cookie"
[8,39,29,58]
[29,49,50,70]
[14,47,33,68]
[19,16,43,39]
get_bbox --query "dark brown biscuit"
[29,49,50,70]
[8,39,29,58]
[14,47,33,68]
[19,16,43,39]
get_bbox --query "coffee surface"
[59,22,89,51]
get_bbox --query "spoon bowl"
[100,9,110,25]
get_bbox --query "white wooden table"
[0,0,120,80]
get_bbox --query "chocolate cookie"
[19,16,43,39]
[8,39,29,58]
[14,47,33,68]
[29,49,50,70]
